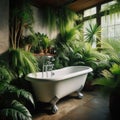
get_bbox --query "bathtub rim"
[25,66,93,82]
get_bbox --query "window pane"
[101,1,117,12]
[84,19,96,48]
[108,26,114,38]
[84,7,96,17]
[115,25,120,37]
[101,27,108,39]
[101,13,120,40]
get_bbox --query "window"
[101,13,120,40]
[84,7,96,17]
[101,1,117,12]
[83,0,120,44]
[84,19,97,48]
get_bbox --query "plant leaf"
[1,100,32,120]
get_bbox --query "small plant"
[31,32,52,54]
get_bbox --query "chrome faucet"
[42,56,55,78]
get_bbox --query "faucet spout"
[42,56,55,78]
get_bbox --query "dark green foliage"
[0,61,34,120]
[31,32,52,53]
[21,35,36,47]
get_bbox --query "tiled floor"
[32,90,111,120]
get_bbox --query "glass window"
[84,7,96,17]
[84,19,96,48]
[101,13,120,40]
[101,1,117,12]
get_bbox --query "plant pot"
[109,93,120,119]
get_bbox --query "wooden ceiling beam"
[31,0,111,11]
[67,0,109,11]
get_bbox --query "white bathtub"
[26,66,93,113]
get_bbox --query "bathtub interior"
[27,66,92,80]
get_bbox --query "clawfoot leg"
[51,104,58,114]
[77,85,84,99]
[77,91,83,99]
[50,96,59,114]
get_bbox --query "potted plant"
[32,33,52,54]
[93,63,120,119]
[21,34,37,51]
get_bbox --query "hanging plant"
[41,6,57,31]
[41,6,79,33]
[57,7,79,33]
[109,0,120,14]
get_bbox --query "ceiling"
[32,0,111,12]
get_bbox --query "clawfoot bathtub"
[26,66,93,113]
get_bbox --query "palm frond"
[99,39,120,63]
[92,63,120,95]
[9,48,38,77]
[84,24,101,45]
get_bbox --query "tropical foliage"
[92,63,120,95]
[98,39,120,64]
[9,48,38,78]
[31,32,53,54]
[41,6,79,32]
[9,0,34,49]
[0,61,34,120]
[0,0,39,119]
[108,0,120,14]
[84,23,101,46]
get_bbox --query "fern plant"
[92,63,120,95]
[9,48,39,78]
[98,39,120,64]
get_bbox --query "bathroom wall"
[0,0,9,54]
[31,6,58,39]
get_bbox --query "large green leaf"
[0,83,34,106]
[1,100,32,120]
